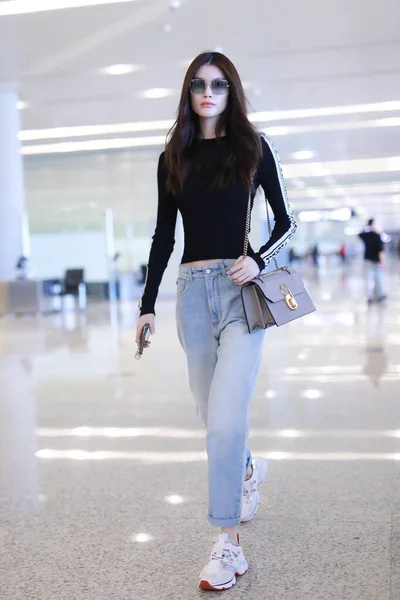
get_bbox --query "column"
[0,89,26,280]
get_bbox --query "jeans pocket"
[176,277,189,296]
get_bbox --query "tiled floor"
[0,263,399,599]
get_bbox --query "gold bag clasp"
[280,284,297,311]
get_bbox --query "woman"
[136,51,296,592]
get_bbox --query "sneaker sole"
[199,568,248,591]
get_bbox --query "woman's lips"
[201,102,215,107]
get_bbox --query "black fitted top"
[139,134,297,315]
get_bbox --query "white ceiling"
[1,0,400,230]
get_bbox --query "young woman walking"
[136,51,296,591]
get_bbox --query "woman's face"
[190,64,229,121]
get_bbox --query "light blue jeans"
[176,259,266,527]
[365,260,385,300]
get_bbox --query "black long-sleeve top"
[139,134,297,315]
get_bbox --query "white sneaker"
[199,533,248,591]
[240,457,268,523]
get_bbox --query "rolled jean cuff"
[208,514,241,527]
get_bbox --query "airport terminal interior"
[1,1,400,599]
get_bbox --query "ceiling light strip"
[0,0,142,16]
[19,100,400,142]
[20,116,400,143]
[21,135,167,155]
[21,139,400,180]
[266,117,400,137]
[288,182,400,197]
[20,121,174,142]
[284,157,400,178]
[251,100,400,123]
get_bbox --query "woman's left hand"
[227,256,260,285]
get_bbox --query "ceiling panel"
[0,0,399,230]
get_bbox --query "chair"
[61,269,87,309]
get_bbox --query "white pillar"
[0,90,26,280]
[104,208,118,302]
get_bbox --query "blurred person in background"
[136,51,296,591]
[111,252,121,300]
[339,243,347,264]
[15,256,28,279]
[359,218,386,304]
[311,243,319,266]
[288,246,296,265]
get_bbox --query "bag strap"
[243,189,279,270]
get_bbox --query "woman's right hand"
[136,314,155,348]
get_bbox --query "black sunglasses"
[189,77,230,95]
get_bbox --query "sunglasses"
[189,77,230,95]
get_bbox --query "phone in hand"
[135,323,151,360]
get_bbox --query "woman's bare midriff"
[182,258,224,268]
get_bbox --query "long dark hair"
[164,52,262,194]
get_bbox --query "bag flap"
[254,268,306,303]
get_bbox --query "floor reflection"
[0,356,39,518]
[0,266,399,598]
[363,304,389,386]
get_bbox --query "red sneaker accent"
[236,569,247,577]
[199,580,236,591]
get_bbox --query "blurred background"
[1,3,400,599]
[1,0,399,307]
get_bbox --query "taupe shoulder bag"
[241,190,316,333]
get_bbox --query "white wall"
[27,166,284,286]
[28,226,182,297]
[30,231,108,280]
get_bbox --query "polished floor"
[0,262,400,600]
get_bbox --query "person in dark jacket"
[358,218,386,303]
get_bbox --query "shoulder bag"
[241,189,316,333]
